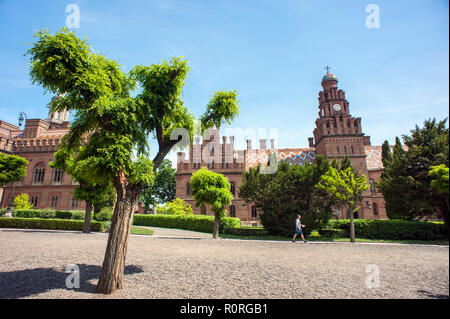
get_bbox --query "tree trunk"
[213,212,220,239]
[95,177,141,295]
[349,207,356,243]
[83,201,93,233]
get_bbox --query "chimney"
[259,139,266,150]
[246,139,252,150]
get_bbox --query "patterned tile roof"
[245,148,316,169]
[365,146,384,170]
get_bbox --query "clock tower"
[309,69,374,218]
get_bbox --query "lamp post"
[4,112,27,218]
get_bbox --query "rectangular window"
[30,196,38,208]
[52,169,64,185]
[71,197,79,209]
[50,195,58,209]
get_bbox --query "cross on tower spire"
[324,65,331,73]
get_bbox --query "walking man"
[292,214,307,243]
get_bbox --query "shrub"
[41,210,56,219]
[13,193,33,209]
[318,228,347,238]
[10,209,87,220]
[329,219,447,241]
[70,211,86,220]
[0,217,104,232]
[260,207,331,237]
[156,198,193,215]
[224,227,269,236]
[54,210,73,219]
[133,214,240,233]
[94,207,113,221]
[13,209,45,218]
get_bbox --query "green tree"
[51,146,116,233]
[381,140,393,168]
[238,155,333,237]
[27,28,239,294]
[140,159,176,209]
[0,153,28,187]
[189,168,232,239]
[316,167,369,242]
[378,137,413,219]
[0,153,28,216]
[429,164,449,195]
[13,193,33,209]
[27,28,154,294]
[156,198,193,215]
[378,118,449,234]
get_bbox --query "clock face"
[333,103,342,112]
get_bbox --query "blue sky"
[0,0,448,163]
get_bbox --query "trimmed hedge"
[133,214,241,233]
[223,227,269,236]
[0,209,88,220]
[0,217,104,232]
[318,228,347,238]
[328,219,447,241]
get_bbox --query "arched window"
[230,181,236,195]
[337,146,340,154]
[33,162,45,185]
[201,205,206,215]
[344,146,347,154]
[229,205,235,217]
[351,145,354,154]
[186,182,190,195]
[373,203,379,216]
[251,206,257,218]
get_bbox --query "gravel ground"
[0,228,448,299]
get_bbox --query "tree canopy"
[0,153,28,187]
[238,155,333,236]
[26,28,240,294]
[190,167,232,238]
[316,166,369,242]
[378,118,449,233]
[140,159,176,210]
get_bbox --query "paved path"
[0,228,448,299]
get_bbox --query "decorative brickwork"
[176,71,389,223]
[0,107,86,211]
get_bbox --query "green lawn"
[130,226,154,235]
[219,230,449,245]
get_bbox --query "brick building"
[176,72,389,224]
[0,106,86,211]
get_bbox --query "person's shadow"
[0,264,143,298]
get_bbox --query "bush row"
[223,227,269,236]
[0,209,87,220]
[133,214,241,233]
[328,219,447,240]
[318,228,347,238]
[0,217,104,232]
